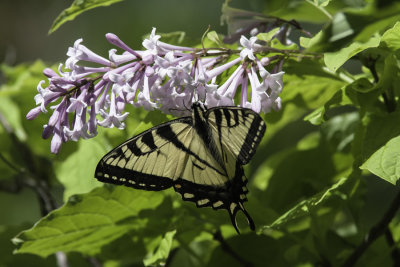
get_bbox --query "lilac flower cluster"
[26,28,284,154]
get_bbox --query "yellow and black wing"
[95,116,246,227]
[95,104,266,233]
[205,106,266,166]
[202,106,266,230]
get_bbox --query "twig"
[213,230,253,267]
[342,190,400,267]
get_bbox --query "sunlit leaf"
[304,89,352,125]
[0,97,27,141]
[313,0,331,7]
[283,59,346,109]
[55,138,107,201]
[266,177,347,229]
[329,12,354,42]
[13,186,171,257]
[49,0,124,34]
[381,21,400,51]
[206,31,224,47]
[143,230,176,266]
[361,135,400,185]
[324,35,381,72]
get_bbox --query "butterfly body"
[95,103,266,232]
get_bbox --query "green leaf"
[13,186,170,257]
[283,59,347,109]
[49,0,124,34]
[257,28,280,43]
[55,138,106,200]
[300,30,324,50]
[324,35,381,72]
[349,77,375,93]
[360,135,400,185]
[355,111,400,168]
[321,112,359,153]
[206,31,224,47]
[374,55,400,96]
[304,89,352,125]
[0,61,62,156]
[270,0,333,23]
[0,97,27,141]
[381,21,400,51]
[266,177,348,229]
[354,14,400,42]
[313,0,331,7]
[143,230,176,266]
[329,12,354,42]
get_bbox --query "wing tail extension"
[228,202,255,234]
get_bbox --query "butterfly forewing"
[96,118,192,190]
[206,106,266,165]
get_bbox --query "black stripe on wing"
[95,117,193,189]
[157,124,226,176]
[95,162,174,191]
[206,106,266,165]
[239,109,266,164]
[173,162,254,233]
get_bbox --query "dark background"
[0,0,256,65]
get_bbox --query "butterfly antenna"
[182,99,191,112]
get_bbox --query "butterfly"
[95,102,266,233]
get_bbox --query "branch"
[213,230,253,267]
[342,191,400,267]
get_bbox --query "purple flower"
[240,36,260,61]
[27,27,286,153]
[98,89,129,129]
